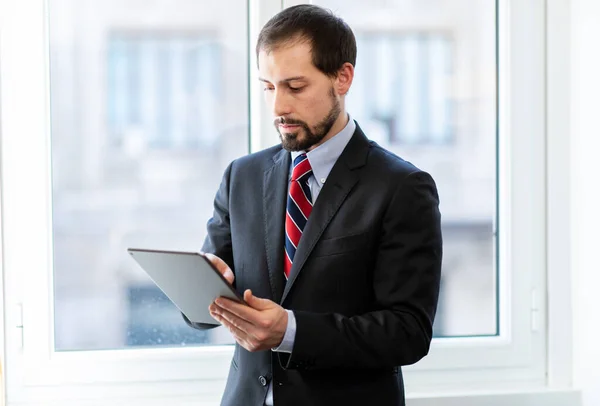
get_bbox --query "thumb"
[244,289,272,310]
[204,253,235,284]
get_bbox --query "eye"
[263,86,274,92]
[289,86,304,93]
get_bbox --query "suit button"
[259,375,268,386]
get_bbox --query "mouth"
[279,124,301,131]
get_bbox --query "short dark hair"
[256,4,357,78]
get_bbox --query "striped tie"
[284,154,313,279]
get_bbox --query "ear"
[335,62,355,96]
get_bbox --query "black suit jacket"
[187,123,442,406]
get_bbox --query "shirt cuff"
[271,310,296,353]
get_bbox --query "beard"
[275,88,341,152]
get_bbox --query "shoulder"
[349,122,425,180]
[353,134,439,200]
[342,122,437,191]
[227,144,286,174]
[364,141,430,183]
[363,143,440,213]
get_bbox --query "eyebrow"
[258,76,307,84]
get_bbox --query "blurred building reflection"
[49,0,496,350]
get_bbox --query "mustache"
[275,117,305,126]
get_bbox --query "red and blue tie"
[284,154,313,279]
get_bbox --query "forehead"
[258,41,321,81]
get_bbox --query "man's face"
[258,41,342,152]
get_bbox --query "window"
[48,0,247,352]
[107,33,222,149]
[0,0,551,403]
[314,0,497,338]
[351,33,454,146]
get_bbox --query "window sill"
[408,388,581,406]
[6,386,581,406]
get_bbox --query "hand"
[209,289,288,352]
[205,253,235,285]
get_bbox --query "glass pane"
[49,0,248,350]
[314,0,498,337]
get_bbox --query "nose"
[272,89,292,117]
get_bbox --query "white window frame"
[0,0,579,404]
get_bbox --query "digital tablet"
[127,248,245,325]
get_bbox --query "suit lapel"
[263,148,290,303]
[281,125,370,303]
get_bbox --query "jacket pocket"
[311,232,369,257]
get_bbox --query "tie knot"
[291,154,312,182]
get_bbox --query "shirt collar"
[290,113,356,185]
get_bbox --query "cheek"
[299,93,330,121]
[263,92,274,106]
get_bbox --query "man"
[185,4,442,406]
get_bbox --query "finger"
[210,306,236,329]
[215,296,262,323]
[244,289,273,310]
[224,321,262,353]
[205,253,235,284]
[212,310,260,352]
[211,307,269,353]
[212,311,249,342]
[211,306,259,337]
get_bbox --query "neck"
[307,111,349,151]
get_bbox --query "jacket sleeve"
[184,161,236,331]
[279,170,443,369]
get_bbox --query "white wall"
[571,0,600,405]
